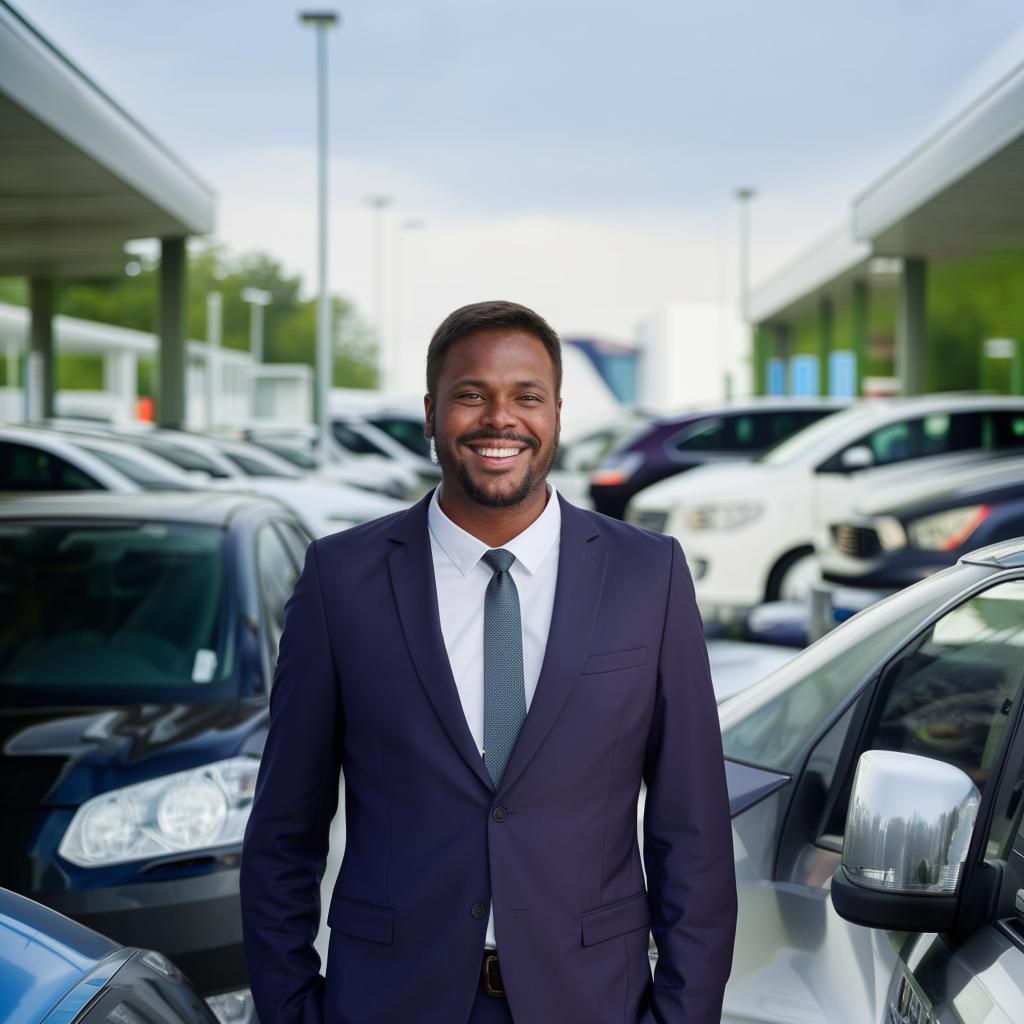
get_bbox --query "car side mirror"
[840,445,875,471]
[830,750,980,932]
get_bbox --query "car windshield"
[0,520,235,705]
[755,403,883,466]
[719,560,994,772]
[77,444,193,492]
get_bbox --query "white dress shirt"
[427,484,561,948]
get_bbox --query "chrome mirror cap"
[841,750,980,896]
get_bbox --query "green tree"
[0,242,378,393]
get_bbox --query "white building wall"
[637,300,751,412]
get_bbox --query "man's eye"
[458,392,483,400]
[520,394,541,402]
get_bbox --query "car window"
[274,519,313,566]
[138,439,231,478]
[257,523,301,658]
[79,444,190,492]
[0,441,102,491]
[333,422,386,456]
[720,563,993,772]
[0,520,231,702]
[368,416,431,459]
[861,579,1024,791]
[983,409,1024,450]
[222,449,291,478]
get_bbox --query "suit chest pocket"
[581,646,648,676]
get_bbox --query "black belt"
[482,951,505,997]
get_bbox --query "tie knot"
[483,548,516,574]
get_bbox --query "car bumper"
[41,867,246,997]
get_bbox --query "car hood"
[631,461,791,509]
[0,700,266,807]
[854,455,1024,517]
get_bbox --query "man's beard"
[433,422,559,509]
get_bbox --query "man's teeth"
[475,447,521,458]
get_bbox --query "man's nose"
[479,397,518,431]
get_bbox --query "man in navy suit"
[240,301,737,1023]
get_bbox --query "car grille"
[629,510,668,533]
[834,523,881,559]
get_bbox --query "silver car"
[717,535,1024,1023]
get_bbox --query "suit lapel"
[387,496,495,793]
[498,497,607,794]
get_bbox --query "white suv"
[627,394,1024,620]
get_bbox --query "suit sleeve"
[643,537,737,1023]
[240,539,344,1024]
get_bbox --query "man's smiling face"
[425,328,561,510]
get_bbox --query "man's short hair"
[425,300,562,399]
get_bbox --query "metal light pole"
[734,186,757,403]
[366,194,393,391]
[300,9,340,466]
[205,291,223,430]
[391,217,425,395]
[241,287,272,365]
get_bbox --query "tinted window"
[0,442,101,492]
[257,524,300,658]
[672,410,831,454]
[0,521,231,702]
[332,423,385,456]
[368,416,431,459]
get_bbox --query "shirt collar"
[428,483,561,577]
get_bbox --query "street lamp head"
[735,187,757,202]
[366,194,393,210]
[299,10,340,27]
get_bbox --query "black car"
[0,491,313,1023]
[589,400,847,520]
[818,455,1024,621]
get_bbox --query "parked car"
[628,394,1024,621]
[814,452,1024,627]
[549,413,650,507]
[697,535,1024,1021]
[109,428,410,536]
[0,491,314,1023]
[0,425,164,493]
[590,399,846,519]
[0,886,218,1024]
[241,428,420,499]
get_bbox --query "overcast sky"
[19,0,1024,387]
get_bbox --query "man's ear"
[423,393,434,438]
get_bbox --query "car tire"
[765,545,818,603]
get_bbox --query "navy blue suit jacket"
[240,492,736,1023]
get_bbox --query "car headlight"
[591,452,644,486]
[685,501,763,530]
[875,516,908,552]
[58,757,259,867]
[626,508,669,533]
[907,505,990,551]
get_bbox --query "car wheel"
[765,546,819,603]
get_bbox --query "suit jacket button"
[471,903,487,919]
[492,806,508,823]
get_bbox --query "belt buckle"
[483,953,504,997]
